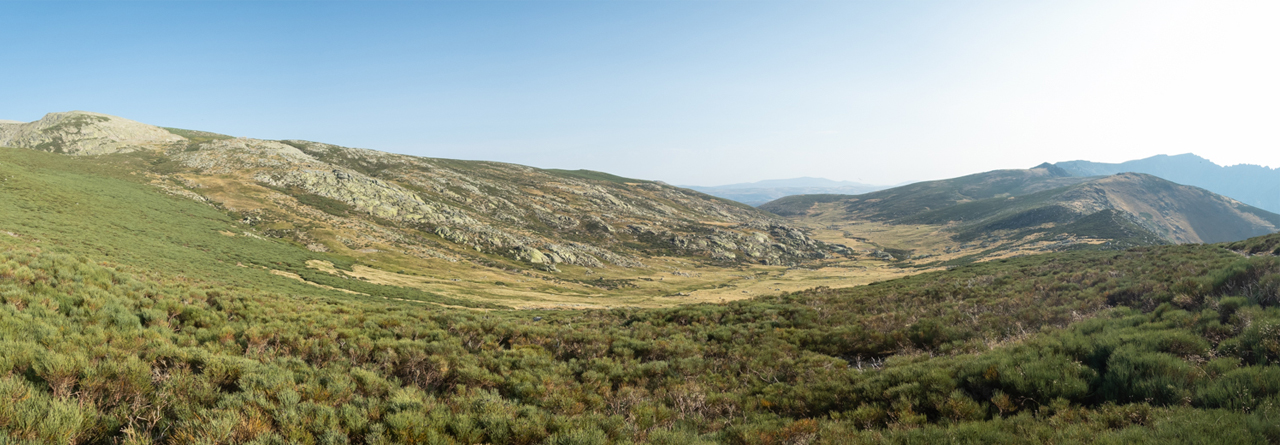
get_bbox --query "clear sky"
[5,1,1278,186]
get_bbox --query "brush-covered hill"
[1057,153,1280,214]
[762,164,1280,264]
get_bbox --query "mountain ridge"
[1055,153,1280,214]
[761,165,1280,265]
[0,111,843,273]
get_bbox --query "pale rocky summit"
[0,111,184,155]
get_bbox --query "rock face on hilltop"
[0,111,183,155]
[0,111,839,269]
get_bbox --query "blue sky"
[5,1,1278,185]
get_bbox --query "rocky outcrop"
[0,111,183,155]
[175,138,320,173]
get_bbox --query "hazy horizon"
[6,1,1278,186]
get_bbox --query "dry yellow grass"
[303,255,915,310]
[269,269,368,295]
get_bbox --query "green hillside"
[2,213,1279,442]
[761,166,1089,221]
[0,146,502,309]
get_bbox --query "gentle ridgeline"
[0,111,839,273]
[1057,153,1280,215]
[1,232,1279,442]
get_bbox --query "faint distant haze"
[682,177,893,207]
[3,1,1277,186]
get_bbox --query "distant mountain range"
[1055,154,1280,214]
[683,177,889,206]
[762,164,1280,248]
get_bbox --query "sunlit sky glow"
[4,1,1278,186]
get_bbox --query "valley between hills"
[1,111,1279,443]
[0,111,928,311]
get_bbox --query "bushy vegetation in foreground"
[2,238,1280,443]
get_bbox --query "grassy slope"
[0,146,502,308]
[0,138,1276,442]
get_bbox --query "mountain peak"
[1032,162,1072,178]
[0,110,184,155]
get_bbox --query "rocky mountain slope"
[896,172,1280,245]
[1056,153,1280,214]
[1,111,839,273]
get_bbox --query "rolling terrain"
[1,112,1279,443]
[763,164,1280,266]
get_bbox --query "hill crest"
[0,111,184,155]
[1055,153,1280,214]
[0,111,842,274]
